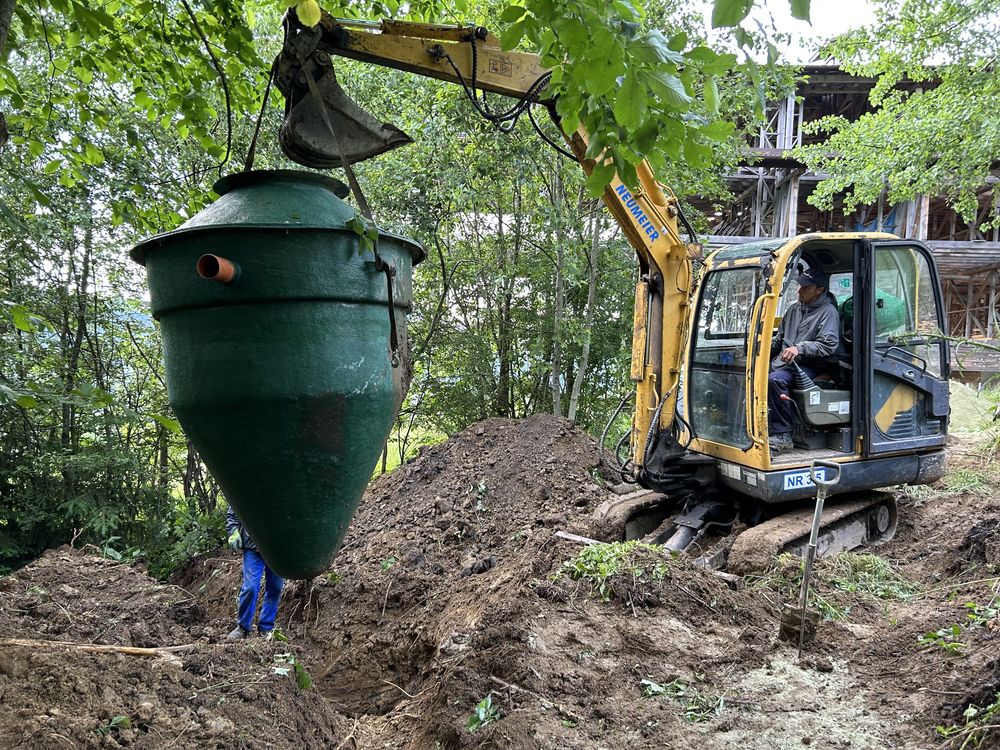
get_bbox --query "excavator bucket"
[279,64,412,169]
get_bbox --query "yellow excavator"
[274,11,950,570]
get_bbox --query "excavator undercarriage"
[594,486,899,574]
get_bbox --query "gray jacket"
[771,294,840,369]
[225,506,257,552]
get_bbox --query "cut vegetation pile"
[1,416,999,749]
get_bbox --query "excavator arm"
[275,12,700,476]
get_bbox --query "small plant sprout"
[95,716,131,736]
[466,693,501,732]
[473,479,488,511]
[640,677,724,723]
[918,624,967,654]
[380,556,397,571]
[936,691,1000,749]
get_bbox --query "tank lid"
[212,169,350,199]
[130,170,421,265]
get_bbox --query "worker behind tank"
[768,268,841,455]
[225,505,285,640]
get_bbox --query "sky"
[701,0,878,63]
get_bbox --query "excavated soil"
[1,415,999,749]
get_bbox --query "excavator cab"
[623,233,949,566]
[681,234,949,484]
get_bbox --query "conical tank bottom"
[131,170,424,578]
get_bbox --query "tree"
[794,0,1000,226]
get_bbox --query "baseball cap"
[794,268,829,288]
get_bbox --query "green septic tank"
[130,170,424,579]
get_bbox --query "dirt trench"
[1,416,998,749]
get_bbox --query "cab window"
[689,268,760,447]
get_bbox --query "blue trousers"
[768,364,821,434]
[238,549,284,633]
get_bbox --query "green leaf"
[635,30,685,65]
[586,160,616,196]
[0,385,40,409]
[684,138,713,167]
[293,659,312,690]
[712,0,753,28]
[658,118,685,159]
[789,0,811,22]
[84,142,104,165]
[583,134,606,161]
[583,61,620,98]
[11,305,38,332]
[151,414,182,433]
[614,73,646,131]
[700,52,738,77]
[498,4,527,23]
[704,77,719,117]
[554,92,582,134]
[500,19,526,51]
[700,119,734,142]
[644,71,691,111]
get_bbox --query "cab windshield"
[688,268,760,447]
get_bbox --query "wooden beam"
[0,638,196,656]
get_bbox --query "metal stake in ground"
[793,459,841,656]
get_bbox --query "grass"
[556,541,670,603]
[824,553,920,601]
[747,552,919,621]
[941,467,992,495]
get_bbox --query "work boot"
[768,433,793,455]
[226,625,250,641]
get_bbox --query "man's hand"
[779,345,800,364]
[228,529,243,551]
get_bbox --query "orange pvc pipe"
[196,254,239,284]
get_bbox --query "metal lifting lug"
[428,44,446,61]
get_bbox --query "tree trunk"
[0,0,15,60]
[60,213,93,497]
[0,0,15,146]
[549,169,565,417]
[568,211,603,422]
[156,424,169,489]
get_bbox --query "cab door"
[862,240,949,454]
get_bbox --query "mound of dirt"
[0,548,351,749]
[3,415,999,749]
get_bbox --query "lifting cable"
[295,50,402,368]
